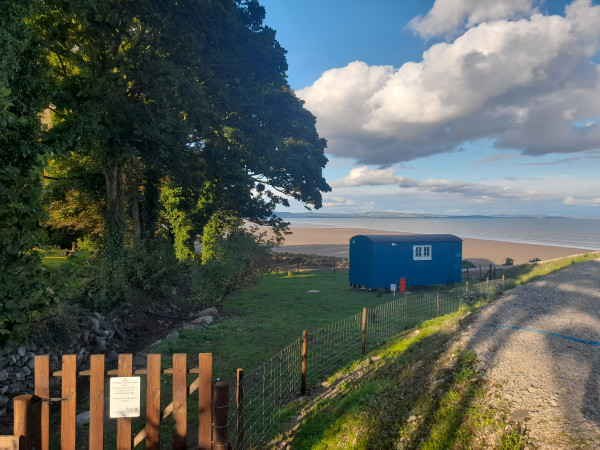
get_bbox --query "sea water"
[284,217,600,250]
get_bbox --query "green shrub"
[462,260,476,269]
[502,257,514,266]
[459,288,484,306]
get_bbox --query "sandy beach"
[272,227,596,266]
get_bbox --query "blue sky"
[261,0,600,217]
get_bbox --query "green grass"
[504,252,599,285]
[286,309,528,449]
[146,270,396,380]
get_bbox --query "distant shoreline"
[272,226,597,266]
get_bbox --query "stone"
[26,358,35,370]
[17,347,26,358]
[191,316,213,325]
[193,307,219,319]
[90,317,100,332]
[166,331,180,340]
[107,350,119,363]
[0,395,9,408]
[77,411,91,426]
[133,355,147,367]
[0,370,8,382]
[183,323,204,331]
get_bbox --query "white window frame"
[413,245,432,261]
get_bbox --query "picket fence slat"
[145,353,161,449]
[61,355,76,450]
[117,354,132,450]
[89,354,104,450]
[173,353,187,449]
[198,353,213,450]
[34,355,49,450]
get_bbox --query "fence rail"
[5,278,504,449]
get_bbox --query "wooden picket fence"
[0,352,235,450]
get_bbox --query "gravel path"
[457,258,600,448]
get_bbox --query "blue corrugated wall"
[349,235,462,289]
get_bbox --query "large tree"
[41,0,330,262]
[0,0,52,344]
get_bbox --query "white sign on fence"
[110,376,141,418]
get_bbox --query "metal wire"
[225,278,503,448]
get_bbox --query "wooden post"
[116,354,132,450]
[146,354,161,450]
[213,381,229,449]
[61,355,77,450]
[486,277,489,289]
[502,274,505,281]
[361,308,367,354]
[436,293,440,317]
[89,354,105,450]
[333,261,336,275]
[34,355,50,450]
[404,293,408,329]
[173,354,187,449]
[198,353,213,450]
[236,368,245,449]
[479,265,482,278]
[301,330,308,395]
[466,281,469,291]
[13,394,41,449]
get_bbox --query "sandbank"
[272,226,596,266]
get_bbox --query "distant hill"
[275,211,565,219]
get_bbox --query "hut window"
[413,245,432,261]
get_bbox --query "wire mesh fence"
[226,278,504,448]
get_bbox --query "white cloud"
[298,0,600,165]
[409,0,537,38]
[563,195,600,206]
[321,196,357,208]
[331,166,418,187]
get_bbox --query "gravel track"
[457,258,600,448]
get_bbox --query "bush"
[502,257,514,266]
[459,288,484,306]
[190,230,271,305]
[462,260,476,269]
[494,280,516,296]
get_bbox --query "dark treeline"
[0,0,330,345]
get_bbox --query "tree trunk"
[104,164,125,260]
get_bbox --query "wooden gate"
[1,352,231,449]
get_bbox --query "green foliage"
[462,259,476,269]
[504,252,600,285]
[459,287,485,306]
[159,181,195,261]
[502,257,514,266]
[192,229,271,305]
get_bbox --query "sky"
[260,0,600,217]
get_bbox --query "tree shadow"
[460,258,600,446]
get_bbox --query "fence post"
[486,277,489,289]
[89,354,105,450]
[361,308,367,354]
[14,394,41,449]
[502,274,505,281]
[213,381,229,449]
[301,330,307,395]
[466,281,469,291]
[146,354,162,450]
[404,293,408,329]
[116,354,132,450]
[34,355,50,450]
[198,353,213,450]
[236,368,244,449]
[436,292,440,317]
[173,353,187,450]
[61,354,77,450]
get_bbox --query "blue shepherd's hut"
[349,234,462,289]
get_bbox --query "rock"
[193,308,219,320]
[77,411,90,426]
[191,316,213,325]
[407,415,417,423]
[166,331,180,340]
[17,347,26,358]
[0,370,8,383]
[107,350,119,363]
[90,317,100,332]
[183,323,204,331]
[25,358,35,371]
[0,396,8,408]
[133,355,147,367]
